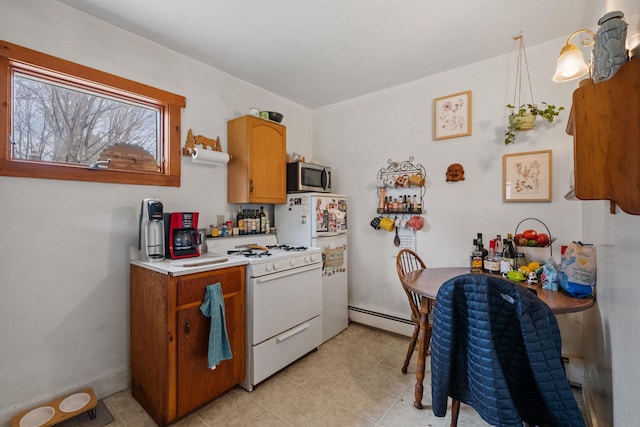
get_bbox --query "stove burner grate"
[227,249,272,258]
[267,244,309,252]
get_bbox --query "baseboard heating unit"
[348,306,415,337]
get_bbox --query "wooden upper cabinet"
[568,59,640,215]
[227,115,286,204]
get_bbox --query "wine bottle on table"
[501,238,515,273]
[471,239,483,273]
[495,235,503,258]
[484,239,500,274]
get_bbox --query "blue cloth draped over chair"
[431,273,585,427]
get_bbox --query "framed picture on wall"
[503,150,552,202]
[433,90,472,140]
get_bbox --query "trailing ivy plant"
[504,102,564,144]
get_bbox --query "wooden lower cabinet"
[130,264,245,426]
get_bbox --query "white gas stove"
[226,244,322,277]
[207,234,322,269]
[206,234,323,391]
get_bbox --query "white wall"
[313,39,581,322]
[579,199,640,427]
[0,1,312,424]
[576,1,639,424]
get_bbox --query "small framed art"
[503,150,552,202]
[433,90,472,140]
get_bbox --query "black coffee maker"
[164,212,200,259]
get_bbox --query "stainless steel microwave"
[286,162,331,193]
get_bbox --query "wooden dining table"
[402,267,596,410]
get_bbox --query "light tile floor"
[103,322,585,426]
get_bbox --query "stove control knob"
[272,261,280,271]
[265,263,273,272]
[304,255,311,263]
[310,253,321,263]
[289,258,298,267]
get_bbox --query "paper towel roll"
[191,148,230,165]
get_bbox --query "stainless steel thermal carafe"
[197,228,208,254]
[138,198,165,262]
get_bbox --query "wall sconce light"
[552,29,596,82]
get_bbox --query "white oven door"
[251,263,322,345]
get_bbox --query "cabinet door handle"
[249,179,254,194]
[184,317,191,338]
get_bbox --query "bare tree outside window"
[12,72,160,167]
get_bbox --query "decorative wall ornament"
[183,129,222,156]
[445,163,465,182]
[433,90,472,140]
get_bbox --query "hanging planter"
[505,34,564,145]
[508,110,537,131]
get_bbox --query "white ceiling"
[58,0,590,109]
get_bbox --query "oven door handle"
[276,323,311,343]
[255,263,321,283]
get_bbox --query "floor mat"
[55,400,114,427]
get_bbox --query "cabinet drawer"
[252,315,322,385]
[176,267,244,306]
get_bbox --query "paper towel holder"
[182,128,232,164]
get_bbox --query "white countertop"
[131,253,248,276]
